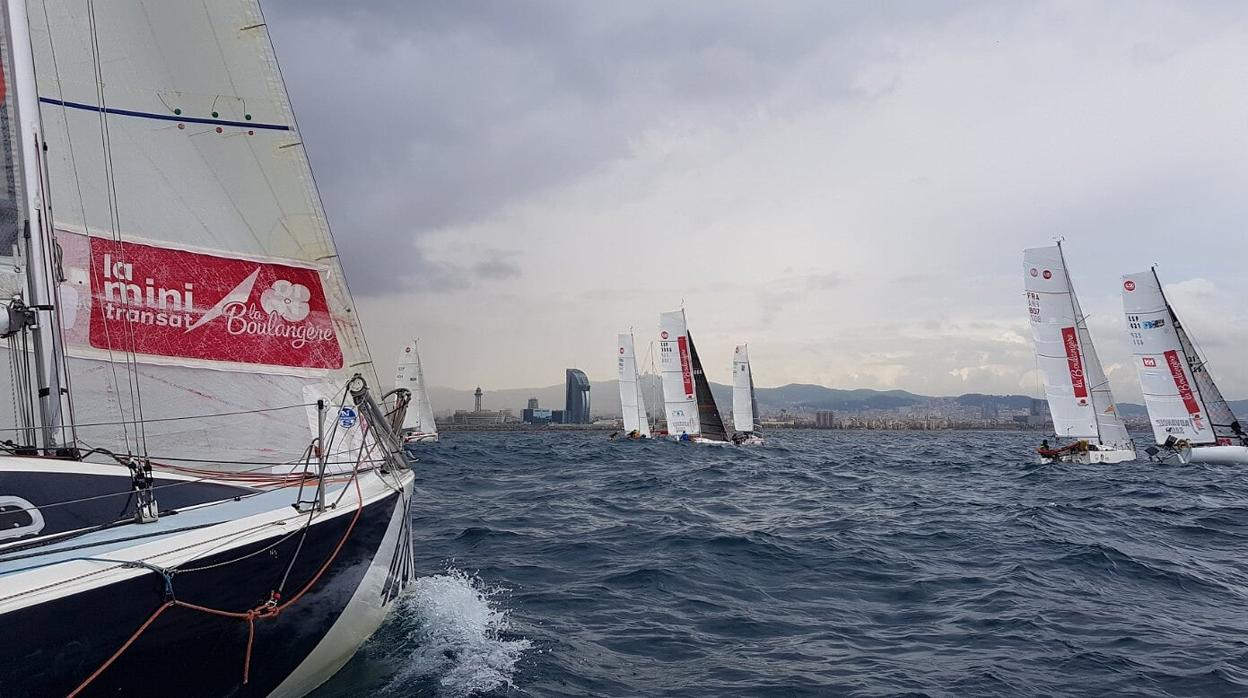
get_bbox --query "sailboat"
[731,344,764,445]
[616,332,651,438]
[658,309,729,444]
[1023,244,1136,463]
[1122,268,1248,465]
[395,339,439,444]
[0,2,416,695]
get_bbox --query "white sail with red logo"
[658,309,699,438]
[396,340,438,443]
[20,0,377,467]
[616,332,651,437]
[1122,269,1246,454]
[1024,244,1132,452]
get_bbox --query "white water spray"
[384,568,532,696]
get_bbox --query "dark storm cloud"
[262,0,976,294]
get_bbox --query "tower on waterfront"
[564,369,591,424]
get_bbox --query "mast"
[4,0,67,451]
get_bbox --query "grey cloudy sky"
[265,0,1248,400]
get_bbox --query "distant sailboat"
[658,309,728,443]
[396,340,439,444]
[1024,244,1136,463]
[1122,268,1248,465]
[617,333,652,438]
[732,344,765,445]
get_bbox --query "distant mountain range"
[427,379,1248,420]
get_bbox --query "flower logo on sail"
[261,280,311,322]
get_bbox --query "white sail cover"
[1123,270,1227,445]
[732,344,755,433]
[20,1,377,467]
[1024,246,1131,445]
[396,340,436,437]
[658,309,698,437]
[616,333,650,437]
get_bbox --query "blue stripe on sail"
[38,97,291,131]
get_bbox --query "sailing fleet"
[1024,242,1247,465]
[611,309,764,445]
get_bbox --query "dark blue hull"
[0,489,401,697]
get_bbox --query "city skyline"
[266,1,1248,402]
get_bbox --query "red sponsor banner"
[1163,349,1200,416]
[88,237,343,369]
[1061,327,1088,403]
[676,335,694,398]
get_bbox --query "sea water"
[314,430,1248,696]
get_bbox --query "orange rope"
[66,601,174,698]
[65,473,366,696]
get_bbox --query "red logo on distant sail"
[88,238,342,369]
[1142,357,1157,368]
[676,336,693,398]
[1124,280,1136,292]
[1042,270,1052,280]
[619,347,625,355]
[1061,327,1087,404]
[1163,349,1200,417]
[660,331,669,340]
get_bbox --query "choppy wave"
[317,430,1248,696]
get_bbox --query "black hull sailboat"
[0,0,418,694]
[1,459,414,697]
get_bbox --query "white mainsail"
[1023,245,1131,447]
[21,0,376,467]
[658,309,698,437]
[617,332,651,437]
[1122,269,1244,446]
[396,340,437,439]
[732,344,756,433]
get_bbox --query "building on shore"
[815,410,835,429]
[445,386,515,425]
[522,408,565,424]
[565,368,591,424]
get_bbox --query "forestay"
[658,310,698,437]
[616,333,650,437]
[1122,270,1242,446]
[732,344,755,433]
[1024,245,1130,446]
[24,0,376,467]
[396,340,436,437]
